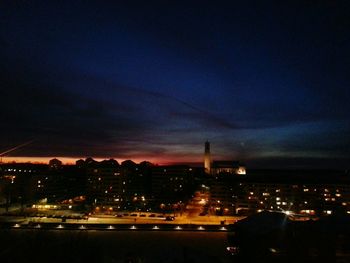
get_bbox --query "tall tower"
[204,141,211,174]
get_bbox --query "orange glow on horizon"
[0,156,202,166]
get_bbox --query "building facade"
[208,171,350,216]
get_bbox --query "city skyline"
[1,2,350,169]
[0,141,233,167]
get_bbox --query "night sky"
[1,2,350,168]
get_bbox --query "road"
[0,190,245,225]
[2,213,244,226]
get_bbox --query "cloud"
[0,70,136,156]
[1,1,349,168]
[0,67,228,158]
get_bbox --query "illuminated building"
[86,158,124,207]
[0,162,85,207]
[204,141,246,175]
[121,160,152,210]
[211,161,246,175]
[84,158,154,211]
[208,170,350,216]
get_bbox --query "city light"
[269,248,278,253]
[0,3,348,262]
[226,246,239,256]
[2,144,350,239]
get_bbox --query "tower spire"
[204,141,211,174]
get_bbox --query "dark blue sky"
[1,1,350,168]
